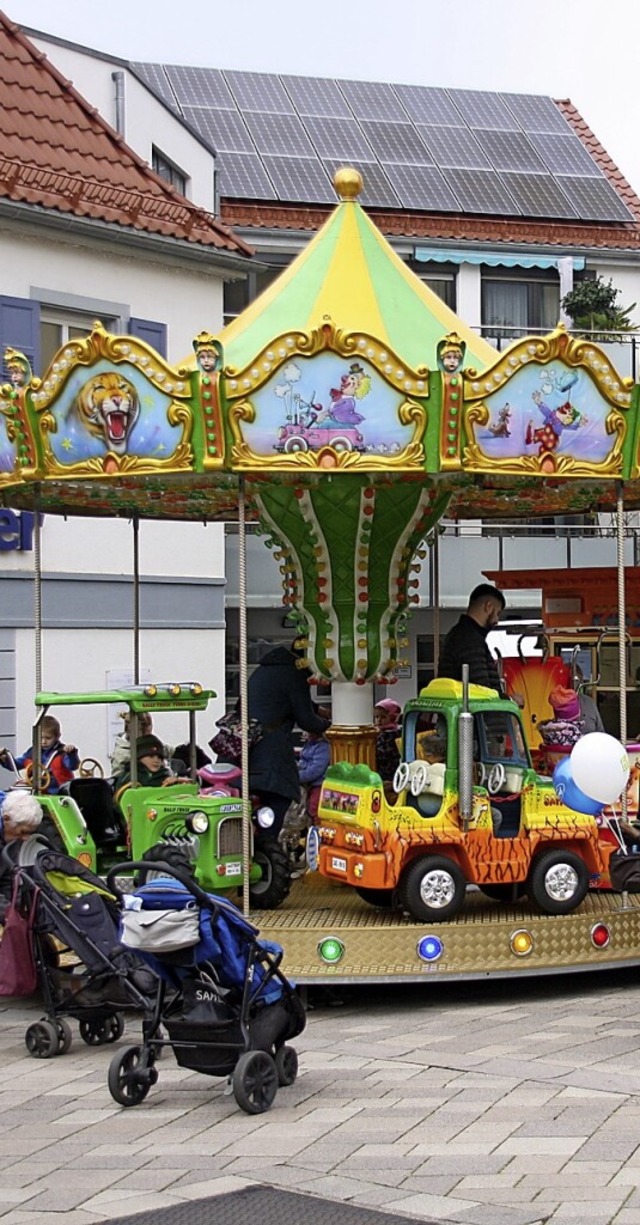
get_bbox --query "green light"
[318,937,345,964]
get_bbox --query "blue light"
[417,935,444,962]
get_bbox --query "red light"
[216,865,226,876]
[591,923,610,948]
[372,791,381,813]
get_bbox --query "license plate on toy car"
[225,862,242,876]
[331,856,347,872]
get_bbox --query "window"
[407,260,457,311]
[223,264,285,326]
[481,271,559,342]
[40,309,116,376]
[416,636,435,693]
[152,147,188,196]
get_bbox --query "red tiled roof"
[557,99,640,221]
[221,201,640,251]
[0,13,251,255]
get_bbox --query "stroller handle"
[106,860,216,911]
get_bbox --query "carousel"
[3,166,640,984]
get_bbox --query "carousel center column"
[326,682,376,769]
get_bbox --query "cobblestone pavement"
[3,967,640,1225]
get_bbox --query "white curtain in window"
[482,281,528,335]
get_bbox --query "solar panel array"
[133,63,635,223]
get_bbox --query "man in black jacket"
[438,583,505,693]
[248,644,331,837]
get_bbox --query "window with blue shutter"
[128,317,167,358]
[0,297,40,377]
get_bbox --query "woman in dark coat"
[247,645,330,837]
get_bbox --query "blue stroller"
[106,861,306,1115]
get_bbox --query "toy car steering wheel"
[487,762,506,795]
[161,775,189,787]
[24,761,51,791]
[79,757,104,779]
[393,762,410,794]
[113,782,133,806]
[410,762,429,797]
[475,762,487,787]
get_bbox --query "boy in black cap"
[114,734,172,792]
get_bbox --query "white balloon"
[570,733,629,805]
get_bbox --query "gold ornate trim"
[30,323,193,413]
[223,320,430,399]
[463,325,633,410]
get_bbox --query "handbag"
[609,849,640,892]
[0,877,39,997]
[120,906,201,954]
[209,709,264,765]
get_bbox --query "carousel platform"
[252,872,640,985]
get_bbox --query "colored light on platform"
[590,923,611,949]
[510,929,533,957]
[318,937,345,964]
[417,935,444,962]
[144,684,158,697]
[353,863,364,878]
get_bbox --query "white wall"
[29,36,216,213]
[13,627,225,768]
[0,223,224,364]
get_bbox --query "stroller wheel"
[55,1019,73,1055]
[232,1050,278,1114]
[79,1013,125,1046]
[274,1044,298,1087]
[25,1020,60,1059]
[108,1045,155,1107]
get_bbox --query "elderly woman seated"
[0,791,50,922]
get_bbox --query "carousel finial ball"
[334,167,363,200]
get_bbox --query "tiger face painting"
[75,372,140,455]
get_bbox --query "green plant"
[562,275,638,338]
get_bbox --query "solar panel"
[476,129,548,173]
[557,176,635,222]
[500,172,578,218]
[392,84,464,126]
[441,168,520,215]
[359,121,432,165]
[529,132,602,177]
[501,93,570,134]
[302,115,375,161]
[322,159,401,208]
[339,79,407,122]
[281,75,351,118]
[418,125,490,169]
[261,156,336,203]
[382,163,460,211]
[164,65,235,109]
[224,70,294,114]
[244,111,315,157]
[182,106,254,153]
[451,90,520,131]
[217,152,277,199]
[132,63,177,109]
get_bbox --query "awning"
[414,247,585,271]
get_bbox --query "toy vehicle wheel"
[25,1020,60,1059]
[55,1018,73,1055]
[481,884,526,902]
[135,842,196,886]
[355,887,395,908]
[248,839,291,910]
[79,1013,125,1045]
[108,1045,156,1107]
[232,1050,278,1114]
[274,1044,298,1086]
[529,850,589,914]
[400,855,466,923]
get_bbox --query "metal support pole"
[33,493,43,791]
[238,478,251,917]
[616,483,628,819]
[432,530,441,678]
[133,516,140,686]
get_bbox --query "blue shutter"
[0,297,40,377]
[128,317,167,358]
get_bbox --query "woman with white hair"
[0,791,46,921]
